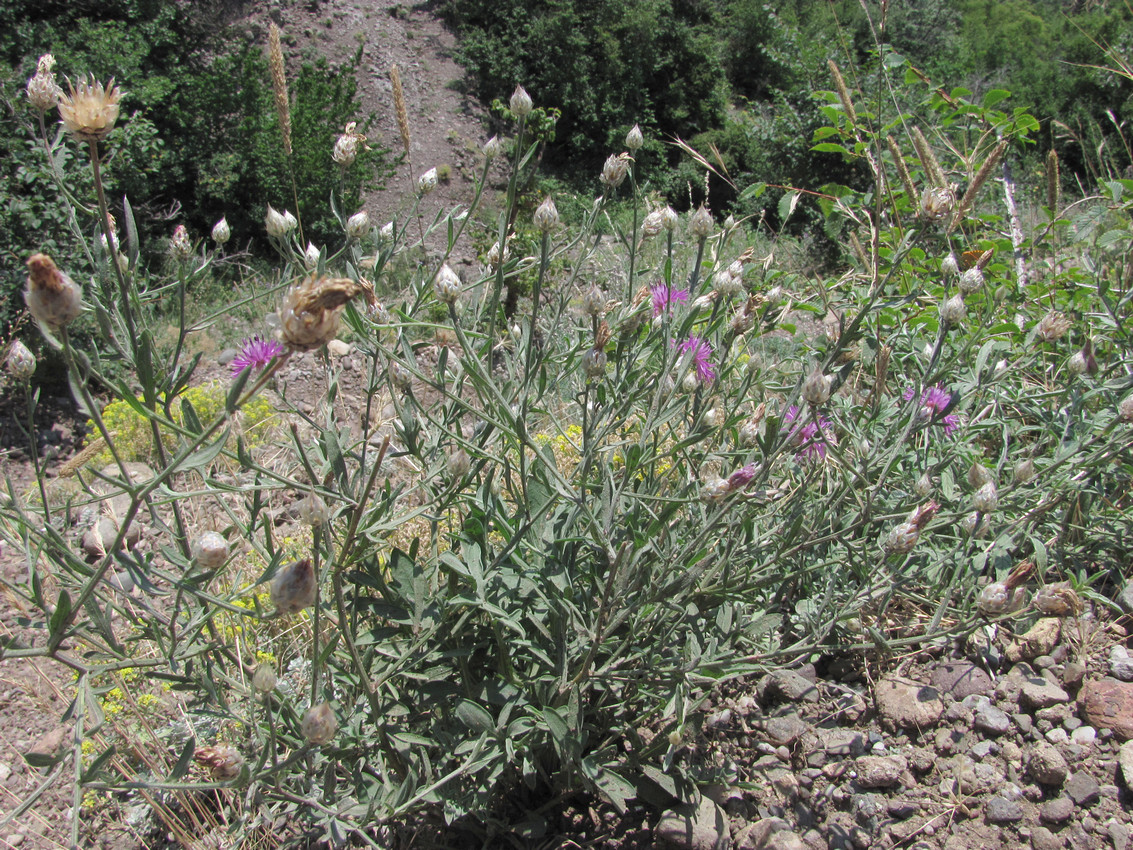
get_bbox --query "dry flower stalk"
[909,125,947,189]
[280,275,363,351]
[390,64,410,156]
[1045,148,1061,210]
[828,60,856,125]
[951,140,1008,229]
[886,136,918,202]
[268,23,292,156]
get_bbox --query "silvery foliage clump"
[2,54,1132,848]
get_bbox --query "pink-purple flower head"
[783,405,833,461]
[903,385,959,436]
[676,335,716,382]
[651,283,689,317]
[232,336,285,376]
[727,463,757,490]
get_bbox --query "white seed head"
[483,135,502,159]
[600,153,631,188]
[801,366,832,406]
[625,123,643,152]
[701,477,730,504]
[211,217,231,245]
[417,167,438,195]
[939,293,967,326]
[941,253,960,277]
[689,206,714,239]
[304,242,321,271]
[509,85,533,117]
[920,186,955,221]
[958,267,984,294]
[533,197,560,233]
[973,481,998,514]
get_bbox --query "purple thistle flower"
[232,336,285,376]
[651,283,689,317]
[727,463,757,490]
[783,405,833,461]
[676,335,716,382]
[903,385,960,435]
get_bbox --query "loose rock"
[1039,796,1074,824]
[1006,618,1061,662]
[1109,646,1133,682]
[1080,678,1133,739]
[1063,771,1099,806]
[984,795,1023,823]
[1019,676,1070,710]
[931,661,993,699]
[760,670,819,704]
[1028,742,1069,786]
[875,677,944,731]
[655,797,729,850]
[1119,740,1133,790]
[854,755,907,788]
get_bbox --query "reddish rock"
[1079,677,1133,740]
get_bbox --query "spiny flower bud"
[194,745,245,781]
[939,293,966,326]
[5,341,36,380]
[582,347,607,379]
[483,135,502,159]
[26,54,62,113]
[600,153,632,188]
[58,75,122,143]
[958,267,984,294]
[701,477,730,504]
[346,210,370,240]
[914,473,934,497]
[941,253,960,277]
[25,253,82,331]
[625,123,643,152]
[211,217,231,245]
[304,242,321,270]
[1013,458,1035,484]
[1067,349,1087,376]
[688,206,714,239]
[977,581,1025,616]
[882,500,939,554]
[967,462,993,489]
[279,275,362,351]
[297,494,330,526]
[389,360,412,391]
[265,205,296,239]
[581,286,606,318]
[641,209,667,239]
[533,197,560,233]
[801,366,832,406]
[193,532,229,570]
[433,264,462,304]
[380,221,395,242]
[509,85,533,117]
[301,702,338,745]
[270,558,316,614]
[447,448,471,481]
[973,481,998,513]
[252,663,277,693]
[170,225,192,259]
[417,167,438,195]
[485,239,510,269]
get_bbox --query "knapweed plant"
[2,39,1132,849]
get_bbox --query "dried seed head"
[417,167,438,195]
[1033,581,1082,617]
[977,581,1012,615]
[193,532,229,570]
[482,135,502,159]
[533,197,560,233]
[26,54,62,113]
[625,123,643,152]
[194,745,245,781]
[600,153,632,188]
[211,217,231,245]
[433,264,462,304]
[303,242,321,271]
[582,346,607,379]
[688,206,714,239]
[390,65,410,155]
[252,663,278,693]
[346,210,370,240]
[701,477,730,504]
[967,462,993,489]
[581,286,606,318]
[952,140,1008,229]
[58,75,122,142]
[828,59,856,125]
[5,341,36,380]
[25,253,82,331]
[1013,458,1035,484]
[279,275,362,351]
[509,85,533,117]
[332,121,368,166]
[920,186,955,221]
[941,253,960,277]
[270,559,316,614]
[1045,148,1061,210]
[301,702,338,745]
[1035,310,1072,343]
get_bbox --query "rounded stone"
[1039,796,1074,824]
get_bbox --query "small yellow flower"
[58,75,122,143]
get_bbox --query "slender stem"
[88,140,136,343]
[23,381,51,525]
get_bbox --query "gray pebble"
[1039,795,1074,824]
[985,795,1024,823]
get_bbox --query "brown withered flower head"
[25,252,82,331]
[26,54,63,113]
[58,75,122,143]
[194,745,245,781]
[270,558,317,614]
[280,275,363,351]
